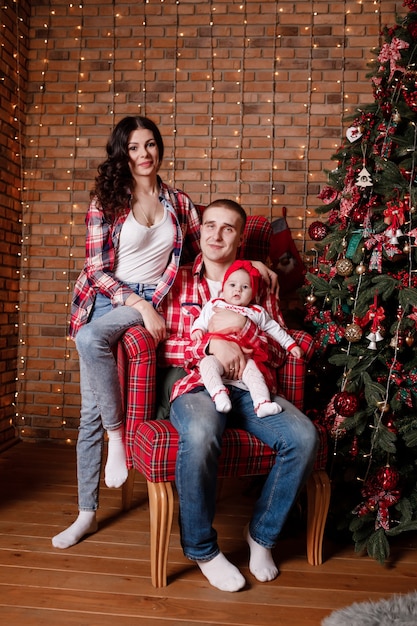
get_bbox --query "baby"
[191,260,304,418]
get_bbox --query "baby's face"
[222,269,253,306]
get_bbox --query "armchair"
[119,214,330,588]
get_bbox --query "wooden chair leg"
[121,469,136,511]
[147,480,174,588]
[306,469,331,566]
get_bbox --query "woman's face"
[127,128,160,180]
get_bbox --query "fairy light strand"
[59,2,86,438]
[236,0,247,205]
[171,0,180,187]
[301,5,314,257]
[269,0,280,221]
[207,0,215,203]
[16,2,52,434]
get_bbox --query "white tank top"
[114,208,174,284]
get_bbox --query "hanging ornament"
[352,204,369,226]
[376,465,400,491]
[384,415,398,434]
[356,143,373,188]
[406,333,415,347]
[355,262,367,275]
[355,469,401,530]
[383,200,407,244]
[330,414,347,439]
[392,109,401,123]
[345,323,362,342]
[306,292,317,304]
[376,400,390,413]
[350,435,359,458]
[334,390,360,417]
[308,220,329,241]
[335,257,353,276]
[366,329,384,350]
[356,166,373,188]
[346,126,363,142]
[390,331,405,349]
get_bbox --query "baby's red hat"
[222,260,262,294]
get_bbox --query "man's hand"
[209,338,251,379]
[251,261,279,297]
[207,307,246,334]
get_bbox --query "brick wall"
[2,0,399,443]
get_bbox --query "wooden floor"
[1,442,417,625]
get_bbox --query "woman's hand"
[128,297,167,344]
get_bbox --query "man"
[159,199,318,592]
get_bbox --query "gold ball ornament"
[355,262,367,275]
[336,258,354,276]
[406,334,415,347]
[306,293,317,304]
[403,243,410,254]
[345,323,362,342]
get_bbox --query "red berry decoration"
[308,220,329,241]
[334,391,359,417]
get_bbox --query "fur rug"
[321,591,417,626]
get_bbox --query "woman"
[52,116,201,549]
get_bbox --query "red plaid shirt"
[69,179,201,338]
[158,253,296,402]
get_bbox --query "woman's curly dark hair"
[91,116,164,222]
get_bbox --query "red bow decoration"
[383,199,407,228]
[358,293,385,333]
[354,471,400,531]
[311,310,345,350]
[222,260,262,295]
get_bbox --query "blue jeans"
[75,284,156,511]
[170,386,319,561]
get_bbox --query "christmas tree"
[303,1,417,564]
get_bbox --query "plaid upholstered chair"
[119,214,330,588]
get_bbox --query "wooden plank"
[1,442,417,626]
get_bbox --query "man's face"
[200,206,244,265]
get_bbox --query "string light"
[205,0,215,202]
[8,0,394,445]
[170,0,180,187]
[236,0,247,205]
[15,1,52,436]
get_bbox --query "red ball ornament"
[333,391,360,417]
[384,415,398,434]
[308,221,329,242]
[376,466,399,491]
[350,436,359,458]
[351,205,369,226]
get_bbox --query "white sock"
[245,525,279,582]
[197,552,246,592]
[214,390,232,413]
[105,426,128,488]
[256,401,282,418]
[52,511,98,549]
